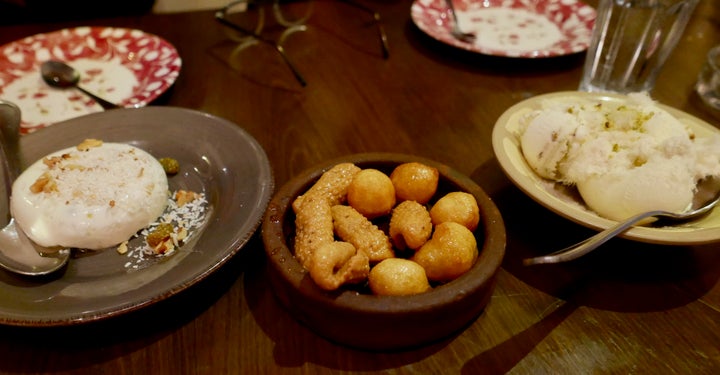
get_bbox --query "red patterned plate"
[0,26,181,133]
[411,0,596,58]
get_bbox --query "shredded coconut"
[122,190,208,270]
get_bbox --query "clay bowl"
[261,153,506,351]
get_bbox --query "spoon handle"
[77,86,119,110]
[0,100,21,226]
[523,210,664,265]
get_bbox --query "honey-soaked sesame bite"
[412,222,478,282]
[429,191,480,232]
[390,162,439,204]
[347,168,396,219]
[369,258,431,296]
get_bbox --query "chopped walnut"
[153,238,175,254]
[63,164,86,171]
[77,139,103,151]
[30,172,57,193]
[176,227,188,242]
[175,190,199,207]
[43,156,64,169]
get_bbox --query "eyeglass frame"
[214,0,390,87]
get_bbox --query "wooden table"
[1,0,719,373]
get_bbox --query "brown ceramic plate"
[261,153,506,351]
[0,107,273,326]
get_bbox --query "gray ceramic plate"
[0,107,273,326]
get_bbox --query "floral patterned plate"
[0,26,181,133]
[411,0,596,58]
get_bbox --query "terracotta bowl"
[261,153,506,351]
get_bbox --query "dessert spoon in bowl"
[0,100,70,276]
[524,176,720,265]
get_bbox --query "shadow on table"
[0,231,251,373]
[452,157,720,374]
[243,239,460,371]
[472,156,720,313]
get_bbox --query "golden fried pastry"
[309,241,370,291]
[347,168,396,219]
[411,222,477,282]
[429,191,480,232]
[390,162,439,204]
[388,200,432,250]
[369,258,431,296]
[331,205,394,263]
[293,195,335,269]
[292,162,361,212]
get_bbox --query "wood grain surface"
[0,0,719,373]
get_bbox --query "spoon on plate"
[444,0,475,43]
[524,176,720,265]
[40,60,119,110]
[0,100,70,276]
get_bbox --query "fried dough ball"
[309,241,370,291]
[347,168,396,219]
[412,222,477,282]
[390,162,439,204]
[331,205,394,263]
[369,258,431,296]
[429,191,480,232]
[389,200,432,250]
[293,195,335,269]
[292,162,361,212]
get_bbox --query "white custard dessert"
[10,139,169,249]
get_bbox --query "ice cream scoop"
[518,93,720,221]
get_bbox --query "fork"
[444,0,475,43]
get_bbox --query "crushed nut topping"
[76,138,103,151]
[30,172,57,193]
[117,241,129,254]
[175,190,199,207]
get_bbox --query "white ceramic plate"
[0,26,181,133]
[411,0,596,58]
[492,91,720,245]
[0,107,273,326]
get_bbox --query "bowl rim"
[261,152,507,313]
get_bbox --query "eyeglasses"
[215,0,389,87]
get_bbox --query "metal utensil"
[0,100,70,276]
[40,60,119,110]
[524,176,720,265]
[444,0,475,43]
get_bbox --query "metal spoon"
[444,0,475,44]
[40,60,119,110]
[0,100,70,276]
[524,176,720,265]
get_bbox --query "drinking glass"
[579,0,700,94]
[696,45,720,111]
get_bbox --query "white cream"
[10,141,169,249]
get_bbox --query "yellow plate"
[492,91,720,245]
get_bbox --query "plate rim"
[0,26,182,132]
[0,106,274,326]
[410,0,597,58]
[492,91,720,245]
